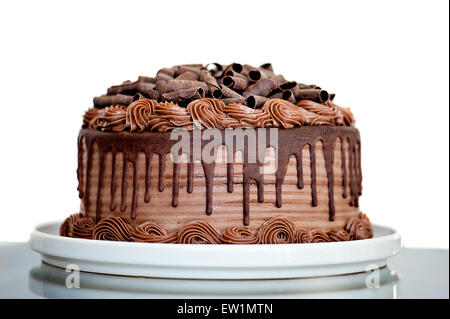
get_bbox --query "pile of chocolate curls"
[93,63,335,109]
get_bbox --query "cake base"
[30,221,400,279]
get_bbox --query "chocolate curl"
[107,81,138,95]
[268,92,283,99]
[293,88,329,103]
[281,90,296,104]
[93,94,134,108]
[280,81,297,90]
[260,63,274,72]
[132,93,145,102]
[138,76,156,83]
[176,71,199,81]
[297,83,321,90]
[174,65,202,77]
[243,79,277,98]
[219,84,245,99]
[246,95,269,109]
[241,64,261,81]
[199,70,220,95]
[162,87,205,103]
[155,80,168,95]
[165,80,209,94]
[272,74,288,87]
[223,63,243,76]
[212,88,222,99]
[222,76,249,91]
[223,69,248,81]
[222,97,246,104]
[156,68,174,81]
[137,82,159,100]
[156,72,173,81]
[158,67,175,77]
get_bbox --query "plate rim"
[29,220,402,265]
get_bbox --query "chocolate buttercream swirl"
[325,101,355,126]
[224,103,272,127]
[221,226,259,244]
[63,213,372,244]
[296,228,332,243]
[187,98,241,129]
[132,221,177,243]
[126,99,156,132]
[345,212,373,240]
[92,216,134,241]
[296,228,313,243]
[328,229,351,241]
[101,105,128,132]
[83,108,105,129]
[309,229,331,243]
[148,101,192,132]
[262,99,333,128]
[60,213,96,239]
[257,216,297,244]
[177,221,222,244]
[296,100,344,126]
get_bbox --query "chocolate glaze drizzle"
[78,126,361,225]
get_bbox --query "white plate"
[29,262,400,299]
[29,221,401,279]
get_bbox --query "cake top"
[84,63,355,132]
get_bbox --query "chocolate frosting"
[223,103,272,127]
[60,213,95,239]
[126,99,157,132]
[296,100,344,126]
[84,96,355,132]
[187,98,240,129]
[262,99,333,128]
[132,221,177,243]
[177,221,222,244]
[345,212,373,240]
[147,102,192,132]
[92,216,134,241]
[102,105,128,132]
[221,226,259,244]
[61,213,373,244]
[257,216,297,244]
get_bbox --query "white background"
[0,0,448,248]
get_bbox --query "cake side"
[60,126,371,243]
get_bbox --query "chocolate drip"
[322,136,336,221]
[110,153,118,210]
[144,154,151,203]
[78,126,361,225]
[76,135,84,198]
[226,163,234,193]
[187,162,194,193]
[131,158,139,219]
[201,161,215,215]
[158,153,165,192]
[120,157,129,212]
[172,163,180,207]
[96,152,106,221]
[340,137,347,198]
[294,151,304,189]
[309,143,318,207]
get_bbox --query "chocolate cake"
[60,63,373,244]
